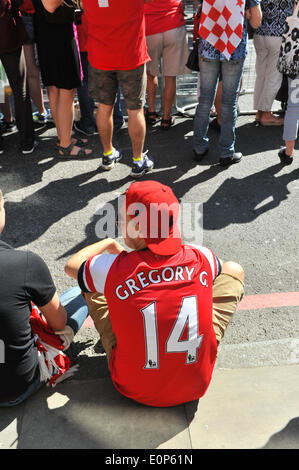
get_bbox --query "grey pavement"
[0,92,299,450]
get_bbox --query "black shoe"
[0,135,3,155]
[74,121,95,136]
[219,152,242,166]
[278,148,293,165]
[2,119,17,133]
[193,148,209,162]
[21,140,38,155]
[209,117,221,132]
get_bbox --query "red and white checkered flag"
[199,0,246,60]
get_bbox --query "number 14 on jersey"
[141,296,203,369]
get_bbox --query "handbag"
[186,5,202,72]
[277,2,299,79]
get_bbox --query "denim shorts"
[21,13,35,45]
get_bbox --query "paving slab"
[1,364,298,450]
[17,378,191,449]
[186,364,299,449]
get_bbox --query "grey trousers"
[283,76,299,142]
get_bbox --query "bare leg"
[0,95,14,122]
[96,103,114,154]
[285,140,295,156]
[146,72,158,113]
[23,44,46,115]
[127,108,146,160]
[48,86,59,138]
[162,76,176,122]
[56,88,76,148]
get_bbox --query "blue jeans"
[283,76,299,142]
[77,52,124,132]
[0,287,88,407]
[193,58,245,158]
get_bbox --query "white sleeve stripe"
[198,246,216,279]
[89,254,118,293]
[186,244,217,280]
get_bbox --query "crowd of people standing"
[0,0,298,168]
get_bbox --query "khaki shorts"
[88,63,147,110]
[83,273,244,363]
[146,25,189,77]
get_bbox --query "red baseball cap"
[124,181,182,256]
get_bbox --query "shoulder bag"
[186,5,202,72]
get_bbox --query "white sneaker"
[101,147,123,170]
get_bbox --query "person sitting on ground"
[144,0,189,130]
[65,180,244,407]
[0,189,89,407]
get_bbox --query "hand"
[54,325,74,350]
[106,239,125,255]
[245,8,252,20]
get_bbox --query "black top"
[32,0,82,90]
[0,241,56,402]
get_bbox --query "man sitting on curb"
[65,181,244,407]
[0,189,89,407]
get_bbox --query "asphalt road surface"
[1,99,298,378]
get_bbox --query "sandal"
[145,110,159,125]
[58,142,92,159]
[161,116,175,130]
[56,137,88,148]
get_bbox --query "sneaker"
[0,135,3,154]
[278,148,293,165]
[193,148,208,162]
[219,152,242,167]
[21,140,38,155]
[101,147,122,170]
[2,119,17,133]
[35,109,52,125]
[130,151,154,178]
[74,120,95,137]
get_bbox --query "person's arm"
[38,292,67,331]
[65,238,124,280]
[246,4,262,29]
[26,251,67,331]
[41,0,63,13]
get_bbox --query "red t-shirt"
[79,245,220,407]
[20,0,35,14]
[144,0,185,36]
[82,0,150,71]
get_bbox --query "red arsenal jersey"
[82,0,150,71]
[79,245,220,407]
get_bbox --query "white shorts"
[146,25,189,77]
